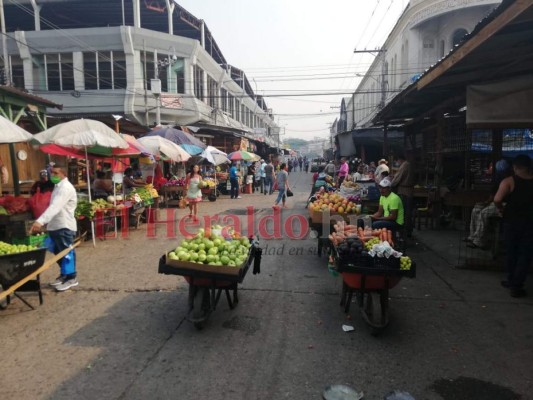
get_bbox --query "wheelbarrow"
[158,240,262,330]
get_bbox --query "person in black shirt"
[31,170,55,195]
[494,155,533,298]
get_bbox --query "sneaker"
[49,276,66,287]
[55,278,79,292]
[236,196,242,199]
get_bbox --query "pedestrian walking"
[229,161,241,199]
[264,160,275,195]
[494,154,533,298]
[259,159,266,193]
[273,163,290,209]
[30,164,78,292]
[337,157,349,187]
[185,164,203,221]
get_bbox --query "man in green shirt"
[371,178,404,231]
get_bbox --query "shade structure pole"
[85,147,96,247]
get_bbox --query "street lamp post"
[151,78,161,126]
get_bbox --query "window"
[193,65,205,101]
[452,29,468,47]
[207,74,217,108]
[140,51,155,91]
[228,93,235,118]
[30,53,75,91]
[221,88,228,112]
[423,37,434,49]
[113,51,127,90]
[10,55,25,88]
[83,51,129,91]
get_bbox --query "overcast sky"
[176,0,409,142]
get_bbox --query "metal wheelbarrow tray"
[158,245,261,330]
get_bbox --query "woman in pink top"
[337,157,349,187]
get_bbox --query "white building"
[0,0,278,147]
[352,0,501,129]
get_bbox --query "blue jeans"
[504,220,533,288]
[275,188,286,205]
[48,228,77,279]
[264,176,273,194]
[230,177,239,198]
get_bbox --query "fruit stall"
[327,221,416,336]
[160,178,186,207]
[158,226,262,330]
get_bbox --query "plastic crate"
[0,248,47,289]
[12,234,48,248]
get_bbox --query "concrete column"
[183,58,192,95]
[30,0,41,30]
[73,52,84,91]
[14,31,32,90]
[200,20,205,49]
[165,0,175,35]
[133,0,141,28]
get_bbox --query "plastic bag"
[60,249,76,276]
[28,189,52,219]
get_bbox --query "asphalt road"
[0,170,531,400]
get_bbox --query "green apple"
[220,255,230,265]
[198,253,207,262]
[208,247,218,255]
[189,253,199,262]
[228,260,236,267]
[179,252,190,261]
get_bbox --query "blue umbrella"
[145,127,206,155]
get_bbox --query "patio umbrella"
[0,115,33,143]
[145,127,206,155]
[200,145,229,166]
[137,136,191,163]
[227,150,261,162]
[0,116,34,195]
[33,119,129,246]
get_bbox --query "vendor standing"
[371,178,404,232]
[30,164,78,292]
[494,155,533,298]
[390,153,414,237]
[123,167,145,193]
[337,157,349,187]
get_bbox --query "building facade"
[351,0,501,129]
[0,0,277,147]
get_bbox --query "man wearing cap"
[374,159,389,184]
[371,178,404,232]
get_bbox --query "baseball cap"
[379,178,392,188]
[39,169,48,176]
[378,158,388,164]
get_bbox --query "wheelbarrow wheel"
[191,287,211,330]
[0,284,8,310]
[363,291,389,336]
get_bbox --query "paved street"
[1,170,531,400]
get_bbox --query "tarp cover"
[467,75,533,128]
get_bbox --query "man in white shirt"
[374,159,390,184]
[259,159,267,194]
[31,164,78,292]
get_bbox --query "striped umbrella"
[227,150,260,161]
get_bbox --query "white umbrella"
[200,145,229,166]
[0,116,34,197]
[137,136,191,162]
[33,119,128,149]
[34,119,129,247]
[0,115,33,143]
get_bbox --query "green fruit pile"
[168,230,251,267]
[400,256,412,271]
[0,241,38,255]
[364,237,380,251]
